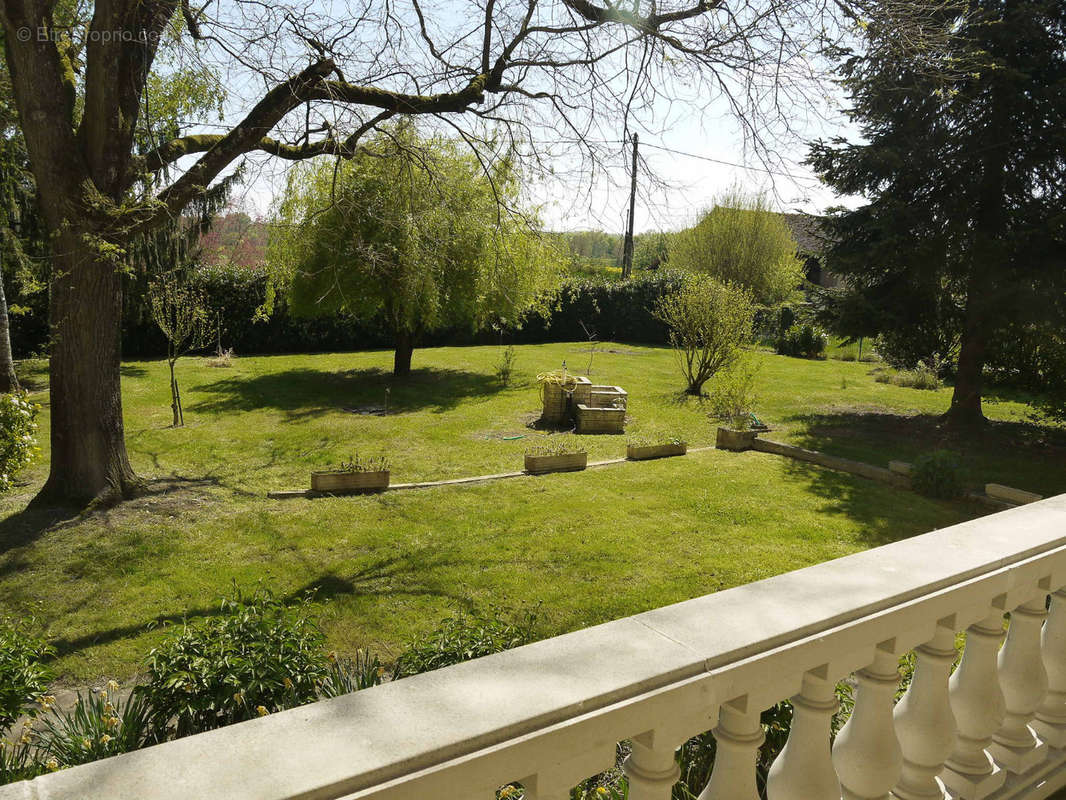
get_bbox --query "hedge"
[9,267,682,359]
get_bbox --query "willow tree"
[0,0,956,503]
[274,126,559,376]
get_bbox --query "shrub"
[873,362,941,390]
[776,324,827,359]
[137,588,329,738]
[495,344,518,386]
[36,683,155,769]
[393,606,540,679]
[911,450,964,499]
[668,189,804,306]
[0,393,39,492]
[707,359,760,422]
[0,617,53,731]
[655,275,755,396]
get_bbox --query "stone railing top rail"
[4,494,1066,800]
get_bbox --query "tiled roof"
[779,213,828,254]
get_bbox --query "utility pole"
[621,132,638,279]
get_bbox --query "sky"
[205,0,864,236]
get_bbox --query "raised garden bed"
[627,441,687,460]
[588,385,628,409]
[310,470,390,493]
[539,374,592,425]
[524,452,588,475]
[716,426,757,452]
[576,403,626,434]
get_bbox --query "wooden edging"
[268,437,1042,507]
[267,447,716,499]
[750,438,911,489]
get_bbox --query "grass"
[2,341,1063,684]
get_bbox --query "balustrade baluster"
[765,668,840,800]
[1035,588,1066,748]
[698,700,763,800]
[943,610,1007,799]
[832,646,903,800]
[990,593,1049,773]
[623,738,681,800]
[893,624,957,800]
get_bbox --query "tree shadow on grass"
[774,457,979,549]
[44,551,478,663]
[781,410,1066,498]
[187,366,505,420]
[0,476,228,556]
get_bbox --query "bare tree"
[150,272,208,427]
[0,0,959,503]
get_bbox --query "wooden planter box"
[576,403,626,434]
[627,442,687,461]
[716,427,757,452]
[541,376,592,425]
[310,470,390,493]
[589,385,628,409]
[524,452,588,475]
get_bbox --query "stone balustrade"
[4,495,1066,800]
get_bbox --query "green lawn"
[2,342,1063,683]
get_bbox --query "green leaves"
[0,616,53,730]
[655,274,755,396]
[137,588,330,738]
[271,123,560,344]
[669,190,803,307]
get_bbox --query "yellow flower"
[232,691,244,705]
[107,679,119,693]
[81,737,92,749]
[256,705,269,717]
[327,651,337,663]
[99,734,112,745]
[105,703,115,715]
[283,677,293,690]
[596,789,607,797]
[45,757,60,771]
[98,690,108,701]
[106,716,120,729]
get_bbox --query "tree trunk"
[169,359,182,427]
[0,261,18,394]
[35,228,140,505]
[946,324,987,427]
[393,330,414,377]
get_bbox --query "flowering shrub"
[0,393,39,492]
[37,683,155,769]
[137,588,330,738]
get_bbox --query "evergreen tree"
[810,0,1066,425]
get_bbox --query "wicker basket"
[310,470,390,493]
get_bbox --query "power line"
[633,140,816,182]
